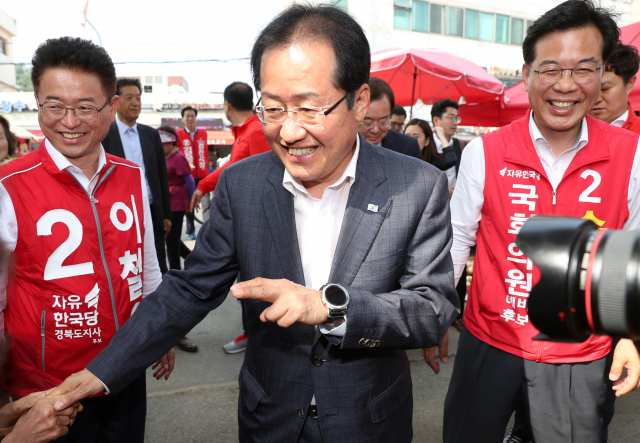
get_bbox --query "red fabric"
[177,128,209,179]
[465,110,637,364]
[458,81,530,127]
[623,103,640,134]
[370,48,504,105]
[165,150,192,212]
[0,145,145,398]
[197,114,271,194]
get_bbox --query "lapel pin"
[367,204,378,213]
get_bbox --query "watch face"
[324,285,347,306]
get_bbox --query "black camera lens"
[516,216,640,342]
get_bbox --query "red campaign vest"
[177,128,209,179]
[0,144,145,397]
[623,102,640,135]
[465,110,637,364]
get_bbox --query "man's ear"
[354,83,370,123]
[109,96,120,123]
[522,64,530,92]
[432,116,440,127]
[626,75,637,94]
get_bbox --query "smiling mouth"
[61,133,84,139]
[550,101,577,110]
[288,147,317,156]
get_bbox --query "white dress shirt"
[611,109,629,128]
[0,140,163,338]
[450,112,640,283]
[115,116,153,204]
[434,135,457,188]
[282,136,360,339]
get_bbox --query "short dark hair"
[431,98,459,120]
[224,82,254,112]
[606,43,640,85]
[116,78,142,96]
[31,37,116,98]
[405,118,440,163]
[0,115,17,158]
[523,0,619,67]
[181,106,197,118]
[158,125,178,146]
[250,4,370,109]
[369,77,395,110]
[391,105,406,118]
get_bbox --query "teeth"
[289,147,316,156]
[551,101,575,109]
[62,133,83,139]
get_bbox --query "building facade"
[0,7,18,93]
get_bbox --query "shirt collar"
[282,135,360,198]
[611,109,629,128]
[529,111,588,154]
[184,126,197,135]
[115,115,137,135]
[45,138,107,176]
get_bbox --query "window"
[430,4,445,34]
[155,76,163,84]
[0,38,5,56]
[145,76,153,84]
[511,18,524,45]
[331,0,347,10]
[479,12,494,42]
[465,9,479,39]
[448,7,464,37]
[394,0,411,30]
[495,14,509,44]
[412,1,429,32]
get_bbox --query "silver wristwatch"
[320,283,349,325]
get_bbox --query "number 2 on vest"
[578,170,602,204]
[36,209,94,281]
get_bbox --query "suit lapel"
[108,123,126,158]
[137,125,154,174]
[263,157,305,286]
[329,138,389,286]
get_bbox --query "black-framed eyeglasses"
[256,93,349,126]
[37,98,112,123]
[528,63,603,86]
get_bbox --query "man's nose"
[279,115,307,143]
[554,71,579,93]
[60,109,82,128]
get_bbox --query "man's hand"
[163,219,172,238]
[48,369,104,412]
[433,125,448,146]
[231,278,327,327]
[190,189,204,213]
[610,338,640,396]
[0,392,45,438]
[151,349,175,380]
[2,394,81,443]
[422,331,449,375]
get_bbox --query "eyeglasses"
[389,121,404,131]
[38,99,111,123]
[360,118,391,130]
[528,62,603,86]
[443,115,462,124]
[256,93,348,126]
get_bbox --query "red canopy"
[620,22,640,110]
[370,48,505,108]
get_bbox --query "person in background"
[102,78,173,274]
[178,106,210,238]
[431,98,463,191]
[389,104,407,132]
[0,116,17,165]
[208,159,216,174]
[357,77,422,158]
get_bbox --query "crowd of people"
[1,0,640,442]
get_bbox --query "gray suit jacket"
[88,136,459,443]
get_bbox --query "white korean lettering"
[509,184,538,211]
[110,202,134,231]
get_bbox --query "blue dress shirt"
[115,116,153,204]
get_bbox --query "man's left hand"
[163,219,172,238]
[610,338,640,396]
[231,278,327,327]
[151,349,175,380]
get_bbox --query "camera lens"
[516,216,640,342]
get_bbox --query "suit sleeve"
[153,129,173,220]
[341,171,459,350]
[87,168,239,393]
[407,137,422,159]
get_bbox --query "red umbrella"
[620,22,640,111]
[458,81,529,127]
[370,48,505,117]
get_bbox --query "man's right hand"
[422,331,449,375]
[190,189,204,213]
[48,369,104,412]
[433,125,448,147]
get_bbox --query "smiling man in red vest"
[0,37,173,442]
[428,1,640,442]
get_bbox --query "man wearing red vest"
[177,106,209,240]
[189,81,271,355]
[432,2,640,442]
[0,37,173,442]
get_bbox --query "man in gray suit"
[51,5,459,442]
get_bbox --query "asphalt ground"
[142,217,640,443]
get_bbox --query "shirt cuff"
[319,316,347,338]
[98,378,111,395]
